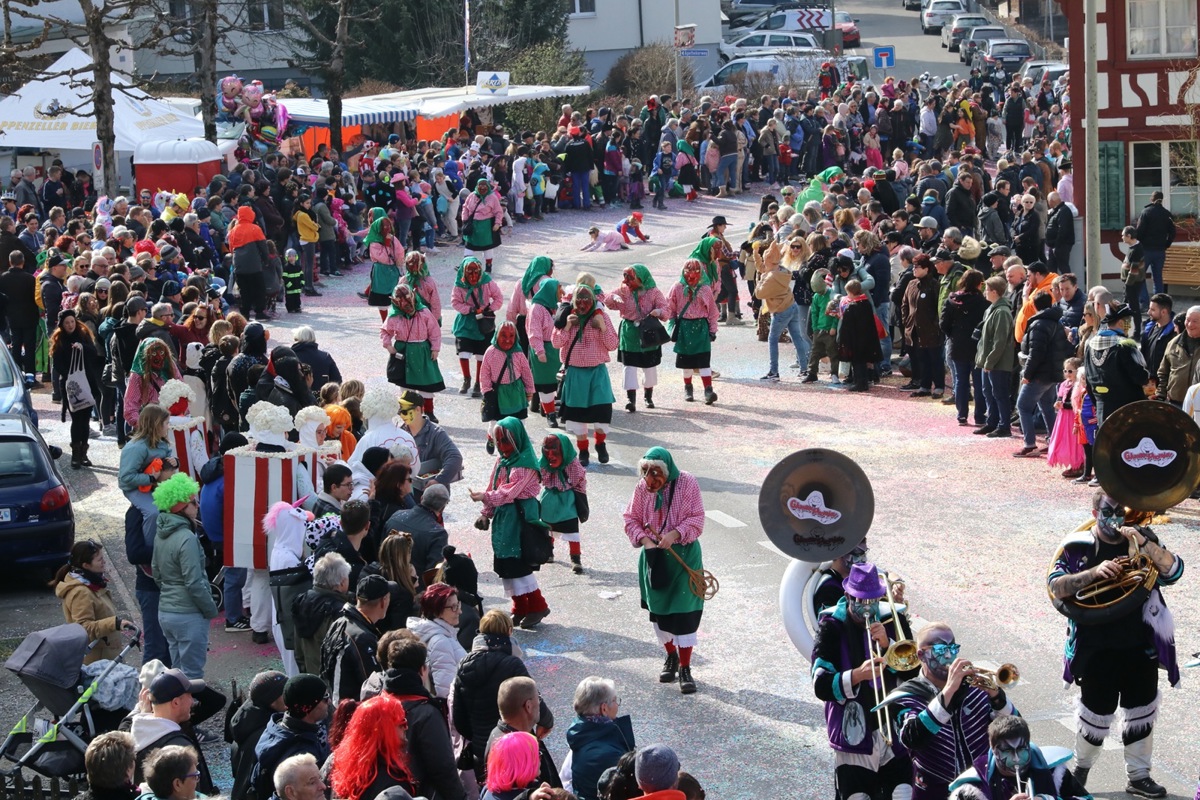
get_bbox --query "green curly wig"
[152,473,200,512]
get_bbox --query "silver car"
[942,14,989,50]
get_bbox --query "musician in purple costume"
[878,622,1016,800]
[811,562,916,800]
[950,716,1090,800]
[1047,492,1183,799]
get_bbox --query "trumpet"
[965,663,1021,691]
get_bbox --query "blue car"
[0,341,38,425]
[0,414,73,569]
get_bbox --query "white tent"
[0,48,203,151]
[284,94,421,127]
[412,84,591,118]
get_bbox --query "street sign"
[873,46,896,69]
[795,8,832,28]
[674,25,696,49]
[680,48,709,58]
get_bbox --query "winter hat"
[94,278,112,291]
[439,545,479,599]
[249,670,288,708]
[285,248,298,260]
[219,432,248,454]
[159,244,180,262]
[128,265,147,281]
[361,446,391,476]
[634,745,680,792]
[162,280,182,297]
[283,674,328,716]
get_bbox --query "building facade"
[567,0,722,86]
[1065,0,1200,282]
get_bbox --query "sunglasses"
[928,642,961,659]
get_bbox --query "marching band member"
[811,562,915,800]
[1047,492,1184,798]
[551,283,618,467]
[880,622,1016,800]
[949,716,1091,800]
[604,265,669,413]
[813,541,871,612]
[623,447,706,695]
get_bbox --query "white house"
[567,0,723,86]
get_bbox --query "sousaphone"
[761,449,874,658]
[1050,400,1200,625]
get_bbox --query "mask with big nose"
[495,429,516,458]
[683,262,702,287]
[623,268,642,290]
[542,436,563,468]
[465,262,482,286]
[497,325,516,350]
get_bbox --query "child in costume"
[538,432,588,574]
[282,248,303,313]
[616,212,650,245]
[581,225,628,252]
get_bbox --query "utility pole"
[674,0,681,101]
[1084,0,1100,287]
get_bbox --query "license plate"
[0,509,10,523]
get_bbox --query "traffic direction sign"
[680,48,709,58]
[873,46,896,69]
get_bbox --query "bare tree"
[285,0,378,153]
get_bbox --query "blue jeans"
[913,345,945,390]
[224,567,248,623]
[136,589,170,667]
[768,303,809,374]
[158,610,211,679]
[1017,379,1057,447]
[762,154,779,184]
[983,370,1012,430]
[1142,248,1166,298]
[125,490,159,554]
[395,216,412,250]
[714,154,737,191]
[875,302,893,371]
[570,171,591,209]
[953,359,985,423]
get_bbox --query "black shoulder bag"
[555,318,588,401]
[643,480,678,591]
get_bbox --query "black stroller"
[0,622,140,783]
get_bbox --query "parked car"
[720,30,824,63]
[941,13,989,50]
[0,338,37,426]
[833,11,861,47]
[1017,58,1059,81]
[974,38,1035,73]
[728,7,833,36]
[0,414,73,570]
[921,0,966,34]
[960,25,1007,63]
[904,0,921,11]
[697,52,869,95]
[1027,61,1069,86]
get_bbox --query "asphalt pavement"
[3,7,1198,797]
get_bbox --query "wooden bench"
[1162,244,1200,289]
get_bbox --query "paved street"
[3,5,1197,798]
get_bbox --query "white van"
[695,53,870,96]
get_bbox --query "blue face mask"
[994,739,1032,774]
[848,598,881,621]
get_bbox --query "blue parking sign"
[873,46,896,69]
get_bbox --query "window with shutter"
[1098,140,1125,229]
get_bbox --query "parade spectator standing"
[1154,305,1200,406]
[292,552,351,674]
[131,669,216,796]
[566,677,635,800]
[227,670,287,800]
[1014,291,1067,457]
[1140,293,1177,389]
[975,276,1016,438]
[270,754,327,800]
[1135,190,1176,295]
[251,674,332,800]
[1045,192,1076,275]
[0,251,38,378]
[755,240,807,381]
[322,573,391,703]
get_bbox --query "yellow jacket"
[294,210,320,244]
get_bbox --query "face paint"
[848,546,868,565]
[1096,497,1123,539]
[399,407,420,425]
[993,736,1032,777]
[624,269,641,290]
[498,326,516,350]
[642,465,667,493]
[847,597,881,622]
[465,263,482,285]
[543,436,562,468]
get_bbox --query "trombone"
[864,578,919,747]
[865,609,895,746]
[965,663,1021,691]
[883,576,919,671]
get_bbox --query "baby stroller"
[0,622,141,784]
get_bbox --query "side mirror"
[854,18,860,22]
[49,445,63,460]
[24,373,35,387]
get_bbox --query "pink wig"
[485,731,539,793]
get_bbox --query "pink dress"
[1046,378,1084,469]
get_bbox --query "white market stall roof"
[281,84,590,127]
[0,48,203,151]
[134,137,234,164]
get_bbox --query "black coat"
[1021,304,1067,383]
[292,340,342,387]
[940,289,988,362]
[1135,201,1176,250]
[945,183,978,234]
[382,668,466,800]
[451,634,538,778]
[1013,212,1042,265]
[837,297,883,362]
[321,603,382,702]
[51,330,102,420]
[228,701,274,800]
[1045,203,1075,249]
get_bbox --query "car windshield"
[0,439,43,483]
[835,11,853,22]
[0,351,13,389]
[932,2,961,9]
[993,43,1030,55]
[975,28,1005,38]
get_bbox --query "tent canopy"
[284,94,420,127]
[0,48,203,151]
[411,84,591,118]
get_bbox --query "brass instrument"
[865,609,895,747]
[1050,401,1197,626]
[882,576,919,671]
[965,663,1020,691]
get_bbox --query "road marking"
[758,540,790,559]
[706,510,746,528]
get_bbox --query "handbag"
[638,315,670,348]
[385,350,406,387]
[517,502,552,567]
[65,344,96,412]
[573,490,590,523]
[476,311,497,339]
[480,389,500,422]
[555,320,588,400]
[669,293,697,344]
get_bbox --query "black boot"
[578,447,590,467]
[659,651,679,682]
[625,389,636,413]
[530,394,540,413]
[570,552,583,574]
[471,381,482,399]
[644,388,655,409]
[79,442,92,467]
[595,441,609,463]
[679,665,696,694]
[704,386,718,405]
[684,384,695,402]
[70,444,82,469]
[459,376,471,394]
[718,305,728,323]
[547,412,559,428]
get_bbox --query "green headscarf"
[689,237,721,285]
[640,446,680,509]
[455,257,493,290]
[538,431,578,485]
[531,278,561,311]
[362,214,392,248]
[386,284,429,318]
[492,416,539,479]
[403,255,431,292]
[521,256,553,299]
[130,338,176,382]
[628,264,656,291]
[368,206,387,224]
[475,178,492,195]
[677,139,696,158]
